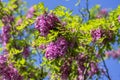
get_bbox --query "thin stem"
[100,54,111,80]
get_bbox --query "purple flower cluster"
[0,54,7,65]
[60,62,70,80]
[2,15,14,25]
[35,13,60,36]
[0,54,23,80]
[91,29,102,41]
[91,29,103,42]
[76,54,87,80]
[1,26,11,47]
[45,37,68,60]
[76,54,100,80]
[1,15,14,48]
[26,6,35,19]
[88,62,99,77]
[105,49,120,58]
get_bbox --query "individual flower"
[26,6,35,19]
[45,37,68,60]
[35,13,60,36]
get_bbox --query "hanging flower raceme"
[45,37,68,60]
[60,61,71,80]
[26,6,35,19]
[0,54,7,66]
[1,15,14,48]
[0,54,23,80]
[76,54,87,80]
[1,25,11,47]
[75,54,101,80]
[88,62,99,77]
[35,13,60,36]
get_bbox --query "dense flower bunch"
[1,26,11,47]
[88,62,99,77]
[0,54,23,80]
[45,37,68,60]
[35,13,60,36]
[60,61,71,80]
[1,15,14,47]
[26,6,35,19]
[76,54,100,80]
[91,29,114,42]
[105,48,120,58]
[0,54,7,65]
[91,29,103,42]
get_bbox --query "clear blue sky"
[25,0,120,80]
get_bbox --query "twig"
[86,0,90,20]
[100,54,111,80]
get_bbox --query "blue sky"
[26,0,120,80]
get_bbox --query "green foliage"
[0,0,120,80]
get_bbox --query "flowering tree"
[0,0,120,80]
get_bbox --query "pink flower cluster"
[45,37,68,60]
[35,13,60,36]
[105,48,120,58]
[91,29,103,42]
[0,54,23,80]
